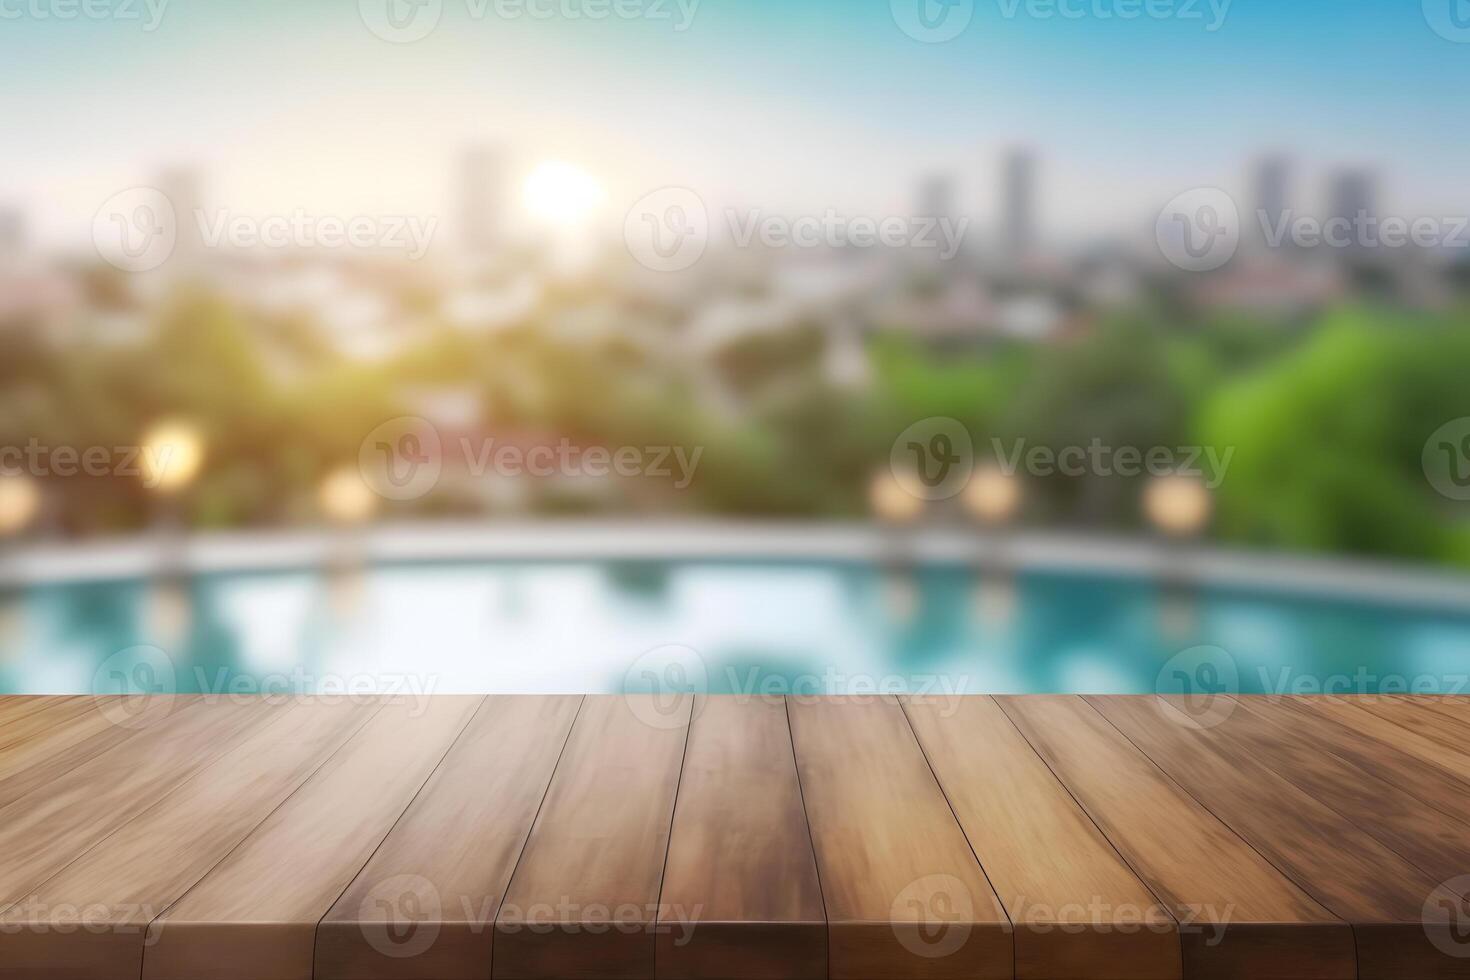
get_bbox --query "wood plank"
[0,696,101,754]
[316,695,584,980]
[1353,695,1470,751]
[0,697,197,809]
[1237,697,1470,821]
[1227,697,1470,861]
[655,695,826,980]
[0,697,379,980]
[1281,696,1470,784]
[902,696,1179,980]
[493,694,692,980]
[0,695,87,744]
[0,697,279,911]
[141,696,483,980]
[787,696,1011,980]
[1089,695,1468,980]
[997,695,1353,980]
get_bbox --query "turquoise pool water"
[3,560,1468,697]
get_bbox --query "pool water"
[3,560,1468,697]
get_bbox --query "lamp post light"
[1144,472,1212,640]
[318,467,377,617]
[1144,472,1212,539]
[869,469,925,525]
[319,467,378,525]
[140,420,206,497]
[962,464,1022,621]
[0,474,41,642]
[138,419,206,646]
[869,469,923,622]
[0,474,41,539]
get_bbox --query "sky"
[4,0,1470,249]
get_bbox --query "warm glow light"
[140,420,205,494]
[962,465,1021,524]
[521,161,605,227]
[1144,473,1212,537]
[870,470,924,523]
[319,467,377,524]
[0,474,41,536]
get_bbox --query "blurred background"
[2,0,1470,696]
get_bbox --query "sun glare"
[521,161,605,227]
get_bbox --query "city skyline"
[4,0,1470,249]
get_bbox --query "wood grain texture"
[787,696,1012,980]
[1284,696,1470,784]
[902,696,1179,980]
[0,696,196,809]
[142,696,483,980]
[0,696,103,754]
[1089,695,1468,980]
[0,697,276,912]
[1235,696,1470,822]
[0,697,378,980]
[494,694,692,980]
[655,695,825,980]
[316,695,584,980]
[0,696,80,735]
[998,695,1354,980]
[1224,696,1470,873]
[1353,695,1470,753]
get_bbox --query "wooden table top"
[0,693,1468,980]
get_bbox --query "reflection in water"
[0,559,1467,695]
[147,578,192,651]
[971,571,1017,630]
[881,568,918,625]
[1156,582,1200,645]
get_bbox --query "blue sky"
[4,0,1469,246]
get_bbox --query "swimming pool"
[4,556,1468,698]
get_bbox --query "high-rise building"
[1001,148,1035,261]
[1327,168,1375,247]
[157,166,203,258]
[459,145,506,254]
[917,174,956,224]
[1252,154,1291,248]
[0,207,24,263]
